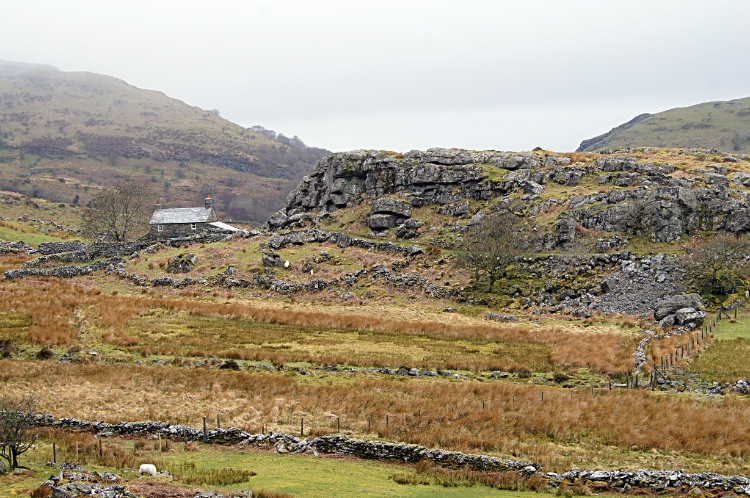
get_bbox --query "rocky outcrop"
[268,148,750,245]
[271,148,574,230]
[167,253,196,273]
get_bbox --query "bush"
[553,372,570,383]
[29,485,52,498]
[37,348,55,360]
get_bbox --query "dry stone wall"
[27,415,750,496]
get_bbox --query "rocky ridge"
[268,147,750,250]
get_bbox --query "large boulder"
[367,214,399,230]
[371,198,413,218]
[267,210,289,229]
[674,307,706,326]
[555,217,576,245]
[654,293,704,321]
[262,251,284,267]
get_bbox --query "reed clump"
[11,363,750,471]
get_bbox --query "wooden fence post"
[53,442,56,463]
[217,414,220,430]
[386,414,389,428]
[203,417,207,443]
[337,417,340,433]
[301,417,304,437]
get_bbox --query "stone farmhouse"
[147,195,238,240]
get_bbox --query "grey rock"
[705,172,729,186]
[262,252,284,268]
[659,314,676,328]
[269,235,284,250]
[371,198,413,217]
[367,214,399,230]
[467,212,485,226]
[674,307,706,326]
[654,294,704,320]
[438,200,470,216]
[267,211,289,229]
[555,217,576,246]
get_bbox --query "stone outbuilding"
[147,196,237,239]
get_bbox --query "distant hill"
[577,97,750,153]
[0,60,330,223]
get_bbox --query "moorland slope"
[578,97,750,153]
[0,60,330,222]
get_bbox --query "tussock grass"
[0,277,635,375]
[9,362,750,472]
[394,460,548,491]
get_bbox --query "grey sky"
[3,0,749,152]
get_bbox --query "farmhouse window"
[191,223,196,230]
[157,225,163,232]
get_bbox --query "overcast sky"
[3,0,749,152]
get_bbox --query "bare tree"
[0,395,39,471]
[458,212,524,293]
[82,181,154,242]
[685,234,750,296]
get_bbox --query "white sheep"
[139,464,157,476]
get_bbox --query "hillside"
[577,96,750,153]
[4,146,750,496]
[0,60,330,223]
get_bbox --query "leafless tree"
[0,395,39,471]
[82,181,154,242]
[458,212,524,293]
[684,234,750,296]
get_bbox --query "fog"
[3,0,748,152]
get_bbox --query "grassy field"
[687,308,750,383]
[1,436,542,498]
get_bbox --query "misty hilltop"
[0,60,330,222]
[578,97,750,153]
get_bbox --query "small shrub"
[219,360,241,371]
[392,472,431,485]
[426,245,442,257]
[517,368,532,379]
[37,348,55,360]
[252,490,295,498]
[29,485,52,498]
[553,372,570,383]
[0,339,17,358]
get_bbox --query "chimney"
[154,199,162,211]
[204,194,213,210]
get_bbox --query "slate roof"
[149,207,214,224]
